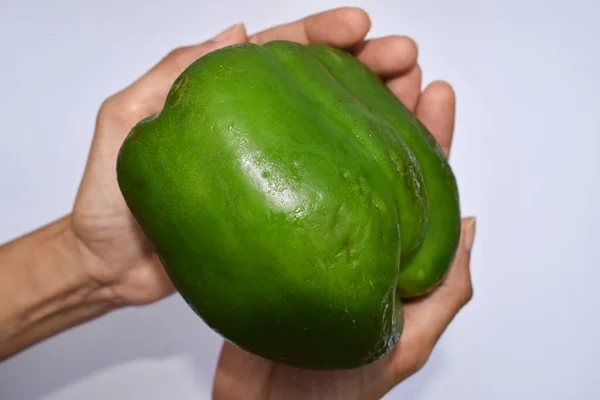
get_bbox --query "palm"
[71,92,170,304]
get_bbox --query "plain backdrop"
[0,0,598,399]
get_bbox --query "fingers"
[352,35,418,78]
[415,81,457,157]
[108,7,374,126]
[119,23,248,121]
[249,7,371,48]
[386,65,422,111]
[142,23,247,86]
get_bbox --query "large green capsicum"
[116,40,461,370]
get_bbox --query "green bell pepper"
[116,40,461,370]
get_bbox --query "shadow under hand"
[0,295,222,400]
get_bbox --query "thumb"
[403,216,477,349]
[385,217,476,386]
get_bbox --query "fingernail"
[464,217,476,252]
[214,23,243,42]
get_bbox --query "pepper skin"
[116,41,461,370]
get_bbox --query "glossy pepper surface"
[116,41,461,370]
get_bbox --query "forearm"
[0,215,116,361]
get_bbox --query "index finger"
[249,7,371,48]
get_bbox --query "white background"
[1,0,598,399]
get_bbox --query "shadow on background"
[0,295,223,400]
[0,295,446,400]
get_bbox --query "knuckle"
[96,93,142,128]
[459,281,474,305]
[97,96,119,120]
[403,36,419,56]
[166,46,192,67]
[387,35,418,58]
[167,47,185,59]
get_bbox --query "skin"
[0,6,476,399]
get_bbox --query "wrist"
[58,215,122,307]
[0,216,118,360]
[62,217,122,306]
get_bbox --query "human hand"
[213,218,475,399]
[211,16,477,399]
[70,7,398,306]
[70,7,476,399]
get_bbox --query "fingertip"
[212,22,248,45]
[426,80,456,107]
[386,64,422,110]
[397,35,419,64]
[356,35,419,78]
[307,6,372,47]
[462,216,477,252]
[442,216,476,303]
[390,37,419,74]
[342,6,372,37]
[462,216,476,227]
[236,23,249,41]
